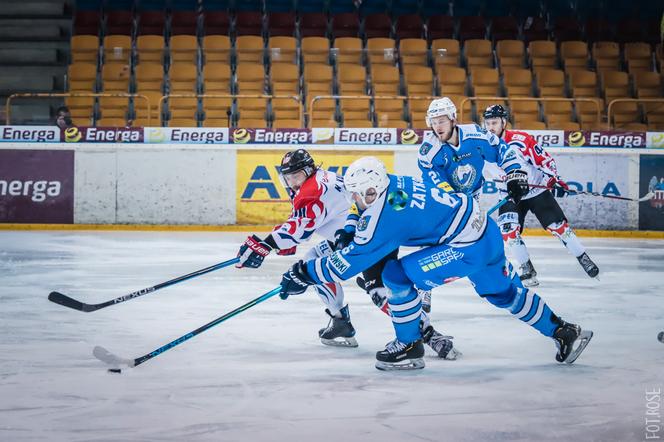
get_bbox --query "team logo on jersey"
[419,142,434,156]
[451,164,477,190]
[357,215,371,231]
[329,251,350,275]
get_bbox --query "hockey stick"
[93,285,282,371]
[487,197,509,215]
[493,179,653,202]
[49,257,240,312]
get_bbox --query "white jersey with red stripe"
[499,129,560,201]
[271,168,351,250]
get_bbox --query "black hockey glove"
[236,235,272,268]
[280,260,316,300]
[333,228,355,251]
[505,170,529,204]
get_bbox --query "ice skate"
[577,252,599,278]
[375,339,425,371]
[418,288,432,313]
[421,325,461,360]
[318,305,358,348]
[519,260,539,287]
[553,320,593,364]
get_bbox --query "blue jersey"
[306,174,487,285]
[417,123,524,195]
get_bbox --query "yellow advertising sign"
[236,150,395,225]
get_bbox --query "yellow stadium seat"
[601,71,630,102]
[568,70,598,97]
[103,35,131,64]
[236,97,268,121]
[270,63,299,94]
[268,36,297,65]
[169,63,197,93]
[202,35,231,63]
[509,100,539,122]
[437,66,467,95]
[513,120,546,130]
[403,65,434,95]
[236,35,264,64]
[464,39,493,69]
[71,35,99,63]
[340,96,371,122]
[236,117,268,127]
[271,97,301,120]
[502,68,533,96]
[202,62,232,93]
[367,38,397,66]
[633,71,662,98]
[496,40,524,70]
[592,41,620,73]
[301,36,330,65]
[471,67,500,96]
[625,42,653,74]
[68,62,97,91]
[309,97,337,123]
[202,97,232,122]
[528,40,557,72]
[343,119,374,128]
[170,35,198,64]
[374,98,406,125]
[542,100,574,123]
[168,118,198,127]
[98,96,129,118]
[135,63,164,91]
[561,41,588,71]
[101,62,130,92]
[536,69,565,97]
[547,120,580,130]
[96,117,127,127]
[431,38,460,67]
[399,38,428,66]
[304,64,333,97]
[333,37,363,65]
[611,101,641,126]
[202,118,229,127]
[272,118,303,128]
[372,65,400,95]
[168,96,198,119]
[337,64,367,94]
[235,63,266,94]
[137,35,165,63]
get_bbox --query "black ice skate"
[318,305,358,348]
[375,339,425,371]
[553,320,593,364]
[519,260,539,287]
[577,252,599,278]
[421,325,462,360]
[418,288,432,313]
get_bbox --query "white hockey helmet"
[343,156,390,208]
[426,97,457,127]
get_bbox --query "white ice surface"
[0,231,663,442]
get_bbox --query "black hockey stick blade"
[48,291,98,312]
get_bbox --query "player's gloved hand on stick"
[333,228,355,251]
[546,175,570,197]
[276,246,297,256]
[236,235,272,268]
[280,260,316,299]
[506,170,529,204]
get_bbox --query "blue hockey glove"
[280,260,316,300]
[333,228,355,251]
[506,170,529,204]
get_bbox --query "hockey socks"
[507,287,558,337]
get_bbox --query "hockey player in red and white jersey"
[482,104,599,286]
[236,149,459,358]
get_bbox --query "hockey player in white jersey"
[483,104,599,286]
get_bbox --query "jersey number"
[431,188,460,208]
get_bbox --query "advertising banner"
[236,149,394,224]
[564,130,646,148]
[144,127,229,144]
[61,126,144,143]
[0,149,74,223]
[230,128,311,144]
[639,154,664,231]
[0,126,60,143]
[521,130,565,147]
[646,132,664,149]
[333,128,397,145]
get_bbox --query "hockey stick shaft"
[49,257,240,312]
[95,286,282,368]
[492,179,641,202]
[487,197,509,215]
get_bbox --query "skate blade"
[375,358,425,371]
[320,336,358,348]
[564,330,593,364]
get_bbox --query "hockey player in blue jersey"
[278,156,593,370]
[417,97,528,202]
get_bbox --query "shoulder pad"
[417,132,444,166]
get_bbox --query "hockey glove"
[506,170,529,204]
[236,235,272,268]
[546,176,570,198]
[333,228,355,251]
[277,246,297,256]
[280,260,316,300]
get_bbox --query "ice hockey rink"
[0,229,662,442]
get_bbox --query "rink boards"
[0,142,663,231]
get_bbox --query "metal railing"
[157,94,303,127]
[607,98,664,130]
[5,93,151,126]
